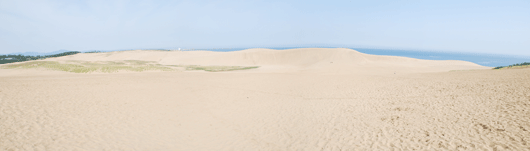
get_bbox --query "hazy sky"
[1,0,529,56]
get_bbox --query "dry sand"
[0,48,529,150]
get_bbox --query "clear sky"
[1,0,529,56]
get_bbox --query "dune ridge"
[43,48,489,74]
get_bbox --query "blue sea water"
[353,48,530,67]
[201,47,529,67]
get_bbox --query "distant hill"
[0,51,80,64]
[493,62,530,69]
[1,50,73,56]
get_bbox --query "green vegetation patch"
[0,51,80,65]
[493,62,530,70]
[2,60,259,73]
[169,65,259,72]
[84,50,103,53]
[1,60,174,73]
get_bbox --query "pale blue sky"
[1,0,529,56]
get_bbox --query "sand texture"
[1,48,529,150]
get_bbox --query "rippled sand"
[1,48,528,150]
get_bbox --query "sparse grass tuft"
[2,60,259,73]
[169,65,259,72]
[1,61,174,73]
[124,60,152,65]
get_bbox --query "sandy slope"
[1,48,529,150]
[47,48,489,73]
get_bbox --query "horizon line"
[2,46,530,59]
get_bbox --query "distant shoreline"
[2,47,528,67]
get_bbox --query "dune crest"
[45,48,489,74]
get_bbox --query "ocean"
[201,47,529,67]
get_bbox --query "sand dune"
[1,48,528,150]
[47,48,489,73]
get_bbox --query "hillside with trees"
[493,62,530,69]
[0,51,80,64]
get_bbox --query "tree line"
[0,51,80,64]
[494,62,530,69]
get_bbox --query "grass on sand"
[1,60,260,73]
[1,60,174,73]
[169,65,259,72]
